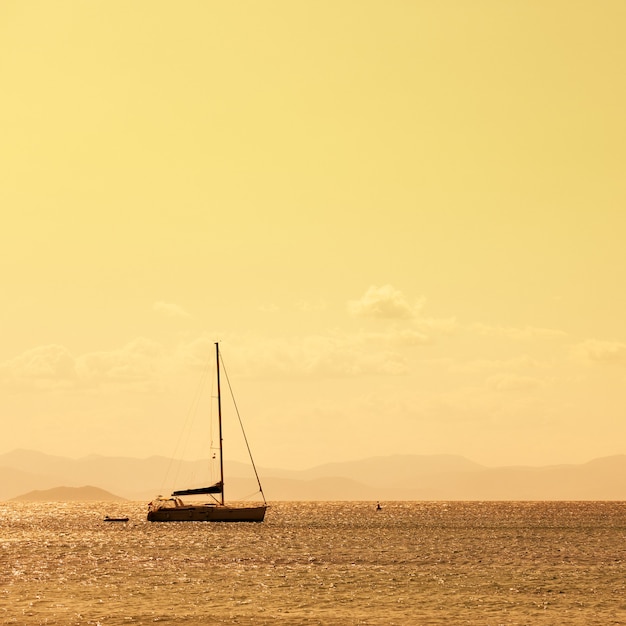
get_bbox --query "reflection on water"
[1,501,626,624]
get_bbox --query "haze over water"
[2,501,626,625]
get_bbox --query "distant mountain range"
[2,449,626,501]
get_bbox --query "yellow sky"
[1,1,625,469]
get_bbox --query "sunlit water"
[1,501,626,625]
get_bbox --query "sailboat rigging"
[147,342,267,522]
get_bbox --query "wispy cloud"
[153,301,191,319]
[178,331,413,378]
[77,338,165,384]
[348,285,423,320]
[347,285,457,346]
[0,344,77,389]
[572,339,626,365]
[0,339,166,392]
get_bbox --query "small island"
[11,485,126,502]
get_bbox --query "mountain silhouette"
[2,449,626,501]
[12,485,126,502]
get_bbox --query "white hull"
[147,504,266,523]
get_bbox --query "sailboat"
[147,342,267,522]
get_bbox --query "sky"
[1,1,625,470]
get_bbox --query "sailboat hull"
[147,504,266,523]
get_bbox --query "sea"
[1,501,626,625]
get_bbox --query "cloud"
[176,334,217,370]
[2,311,451,394]
[573,339,626,365]
[153,301,191,319]
[178,331,413,378]
[0,338,166,392]
[0,344,77,389]
[348,285,423,320]
[472,324,566,340]
[77,338,165,383]
[172,290,458,379]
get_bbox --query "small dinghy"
[104,515,129,522]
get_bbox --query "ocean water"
[1,501,626,625]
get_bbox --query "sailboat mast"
[215,342,225,505]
